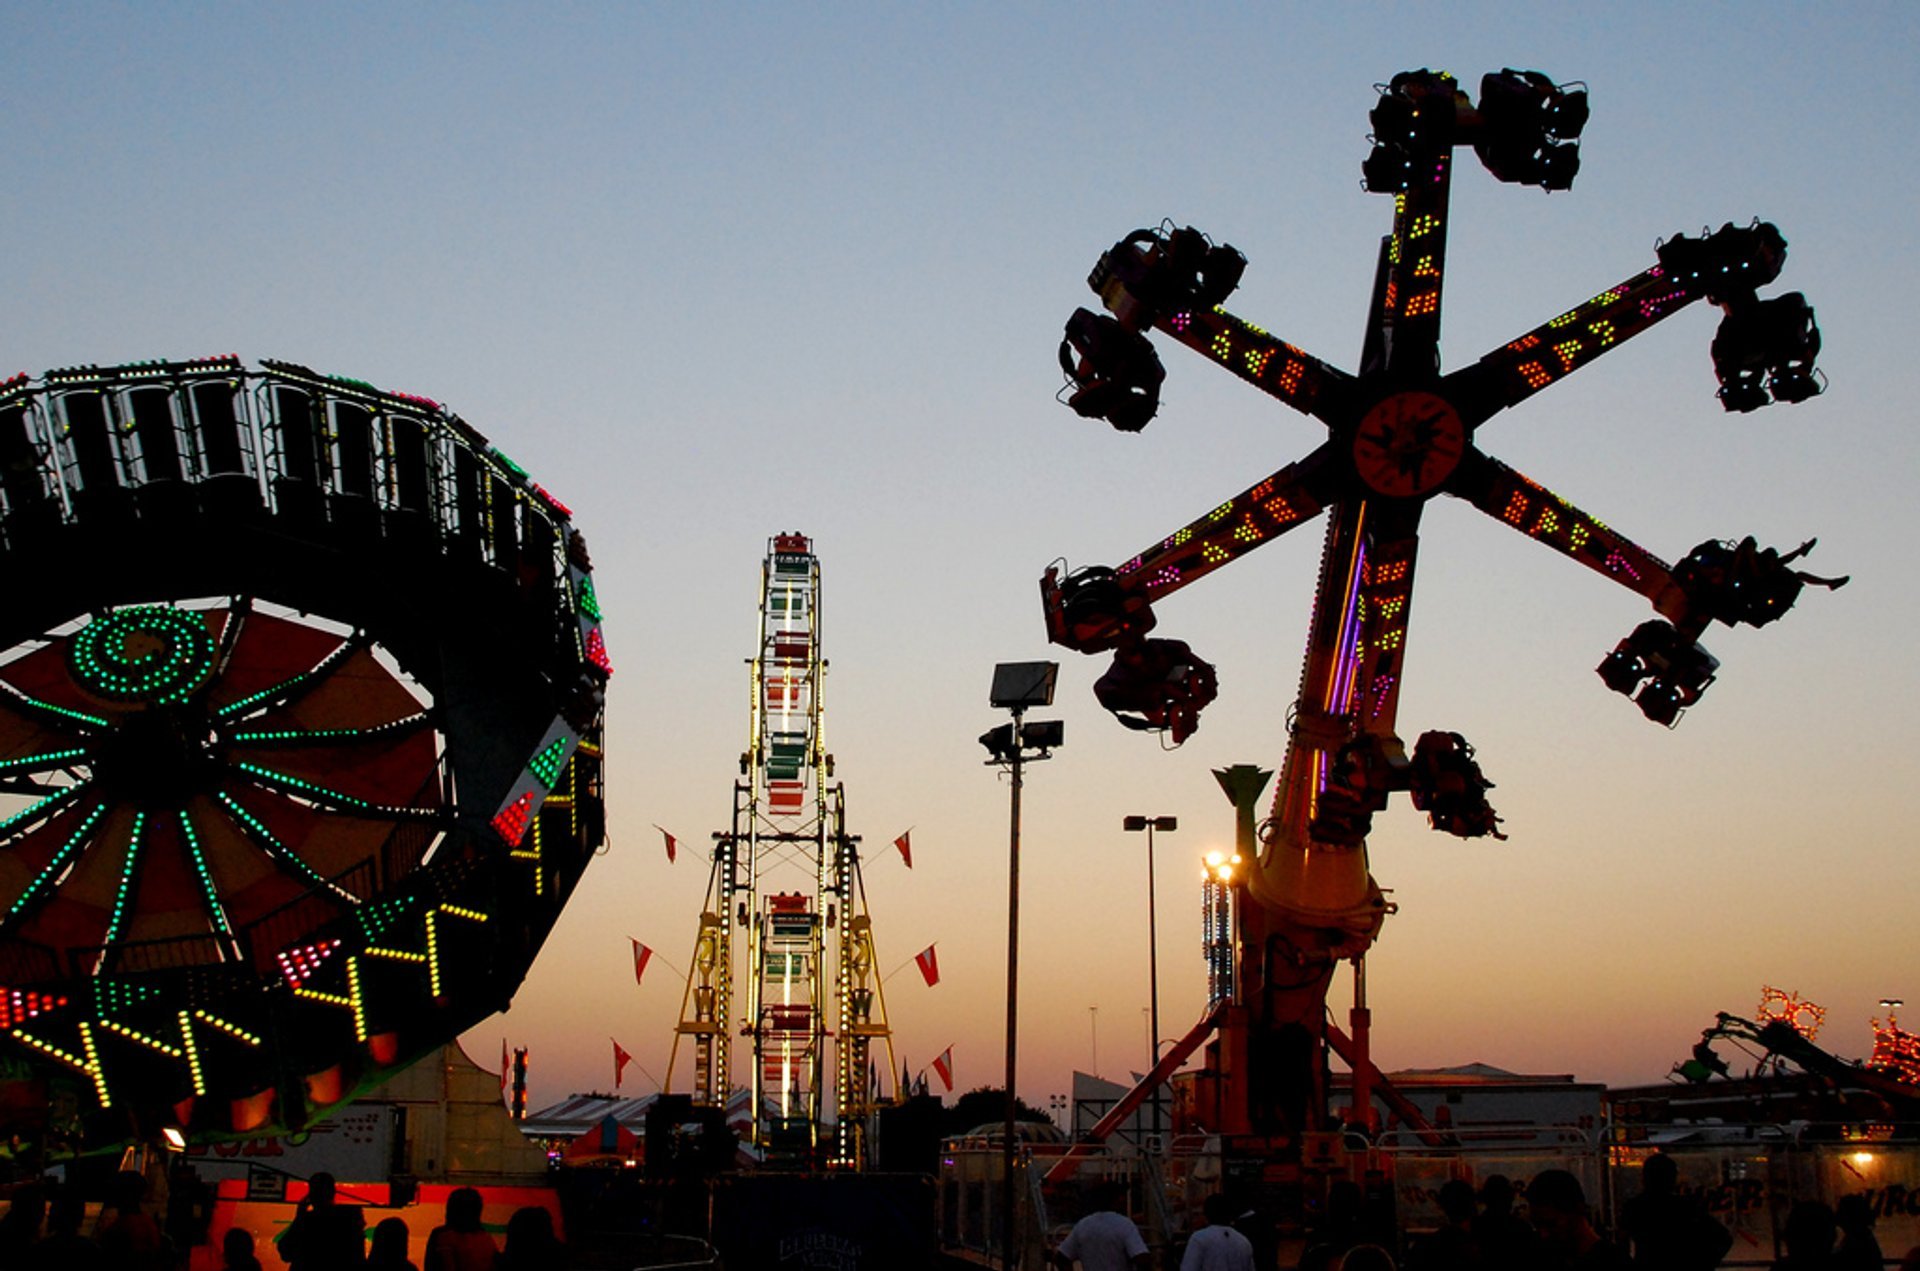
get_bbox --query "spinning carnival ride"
[668,533,896,1167]
[0,357,608,1152]
[1044,71,1845,1147]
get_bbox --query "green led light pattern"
[214,634,367,720]
[527,737,570,788]
[237,762,438,820]
[355,893,414,943]
[212,791,351,900]
[3,803,106,928]
[90,975,163,1017]
[177,810,233,940]
[0,784,88,848]
[228,713,429,746]
[100,812,147,948]
[0,748,87,773]
[67,607,214,704]
[0,683,109,730]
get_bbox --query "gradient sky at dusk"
[4,5,1917,1113]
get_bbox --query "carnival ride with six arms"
[1044,69,1846,1157]
[0,357,609,1155]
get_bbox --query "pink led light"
[276,939,343,987]
[585,627,613,675]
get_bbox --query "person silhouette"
[1832,1195,1883,1271]
[1474,1174,1541,1271]
[1620,1152,1731,1269]
[425,1187,498,1271]
[1771,1200,1835,1270]
[368,1216,419,1271]
[281,1172,366,1270]
[1528,1169,1626,1270]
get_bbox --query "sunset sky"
[4,5,1917,1114]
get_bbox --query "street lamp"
[983,660,1062,1271]
[1123,813,1176,1142]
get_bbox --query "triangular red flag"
[893,830,912,869]
[914,943,940,987]
[654,825,677,863]
[631,938,652,985]
[932,1045,954,1092]
[612,1038,633,1089]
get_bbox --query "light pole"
[1123,813,1176,1142]
[982,661,1062,1271]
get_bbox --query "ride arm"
[1446,450,1685,618]
[1446,261,1701,426]
[1148,306,1355,425]
[1109,444,1339,609]
[1087,225,1354,424]
[1366,153,1458,379]
[1703,1014,1920,1115]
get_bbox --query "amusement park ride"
[0,357,609,1156]
[667,532,896,1167]
[1043,69,1846,1173]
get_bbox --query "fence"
[940,1123,1920,1268]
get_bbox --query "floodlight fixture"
[1020,719,1064,750]
[989,660,1058,711]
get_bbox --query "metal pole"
[1002,709,1023,1271]
[1146,820,1161,1142]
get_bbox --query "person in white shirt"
[1181,1193,1255,1271]
[1054,1181,1152,1271]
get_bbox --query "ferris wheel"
[1043,69,1844,1136]
[0,356,608,1152]
[670,533,894,1167]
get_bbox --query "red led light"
[0,987,70,1028]
[492,792,537,845]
